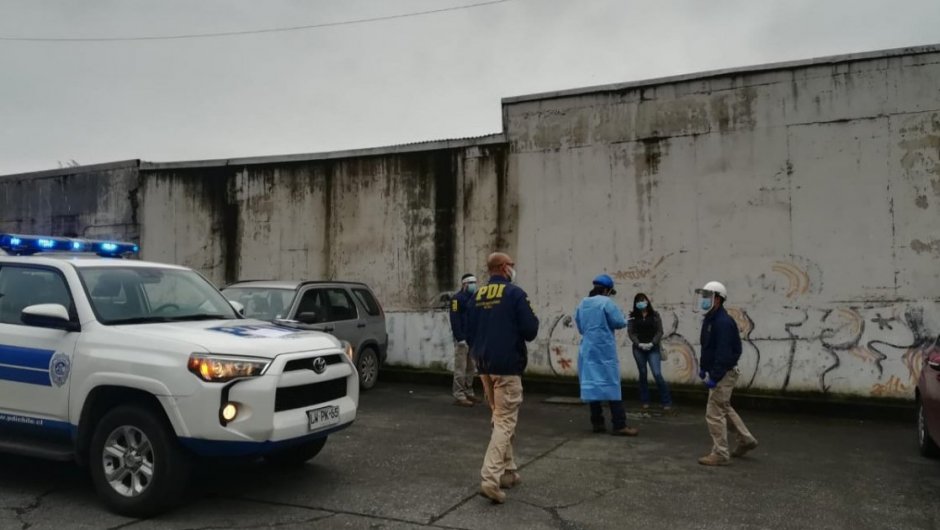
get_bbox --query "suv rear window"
[352,288,381,316]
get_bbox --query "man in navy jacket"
[696,281,758,466]
[450,273,480,406]
[467,252,539,503]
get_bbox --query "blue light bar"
[0,234,139,258]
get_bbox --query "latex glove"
[698,369,707,380]
[457,340,468,347]
[643,343,653,351]
[704,376,718,389]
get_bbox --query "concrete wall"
[0,161,141,242]
[3,46,939,399]
[500,49,940,398]
[137,140,510,310]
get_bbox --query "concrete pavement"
[1,381,938,529]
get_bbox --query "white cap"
[461,275,478,284]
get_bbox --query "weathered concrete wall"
[497,49,940,398]
[3,46,939,399]
[138,141,510,310]
[0,161,140,241]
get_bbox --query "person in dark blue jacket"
[696,281,758,466]
[466,252,539,504]
[450,273,479,406]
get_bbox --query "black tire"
[918,397,940,458]
[264,437,327,467]
[356,347,380,391]
[88,405,191,517]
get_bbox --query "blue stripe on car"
[0,344,55,370]
[0,365,51,386]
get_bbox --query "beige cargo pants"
[452,341,476,400]
[706,367,756,459]
[479,374,522,489]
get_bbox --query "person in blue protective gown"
[574,274,639,436]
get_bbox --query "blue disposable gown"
[575,295,628,401]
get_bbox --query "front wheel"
[264,437,328,467]
[917,398,940,458]
[356,347,379,391]
[89,405,191,517]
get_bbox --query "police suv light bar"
[0,234,139,257]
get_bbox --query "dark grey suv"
[222,280,388,390]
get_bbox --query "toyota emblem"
[312,357,327,374]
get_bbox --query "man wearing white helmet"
[695,281,758,466]
[451,273,481,407]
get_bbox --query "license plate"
[307,405,340,430]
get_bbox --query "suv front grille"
[274,377,347,412]
[283,354,345,372]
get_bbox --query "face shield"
[693,288,718,314]
[461,275,478,294]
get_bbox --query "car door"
[291,287,361,347]
[350,286,386,349]
[0,264,79,430]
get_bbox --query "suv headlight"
[342,341,354,362]
[188,353,270,383]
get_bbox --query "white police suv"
[0,234,359,516]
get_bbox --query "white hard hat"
[697,281,727,299]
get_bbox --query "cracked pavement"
[1,382,939,529]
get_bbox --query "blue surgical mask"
[636,301,648,310]
[700,297,713,311]
[466,283,477,294]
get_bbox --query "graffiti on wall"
[544,306,758,387]
[535,300,937,399]
[387,255,939,400]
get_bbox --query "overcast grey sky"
[1,0,938,175]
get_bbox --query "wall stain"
[432,151,457,293]
[632,138,666,250]
[911,239,940,255]
[323,161,335,279]
[709,87,758,134]
[201,168,239,284]
[494,146,513,251]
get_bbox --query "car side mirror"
[229,300,245,316]
[297,312,319,324]
[21,304,79,332]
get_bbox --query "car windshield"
[222,287,297,321]
[77,266,238,325]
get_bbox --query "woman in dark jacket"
[627,293,672,410]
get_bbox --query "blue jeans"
[589,400,627,430]
[633,345,672,406]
